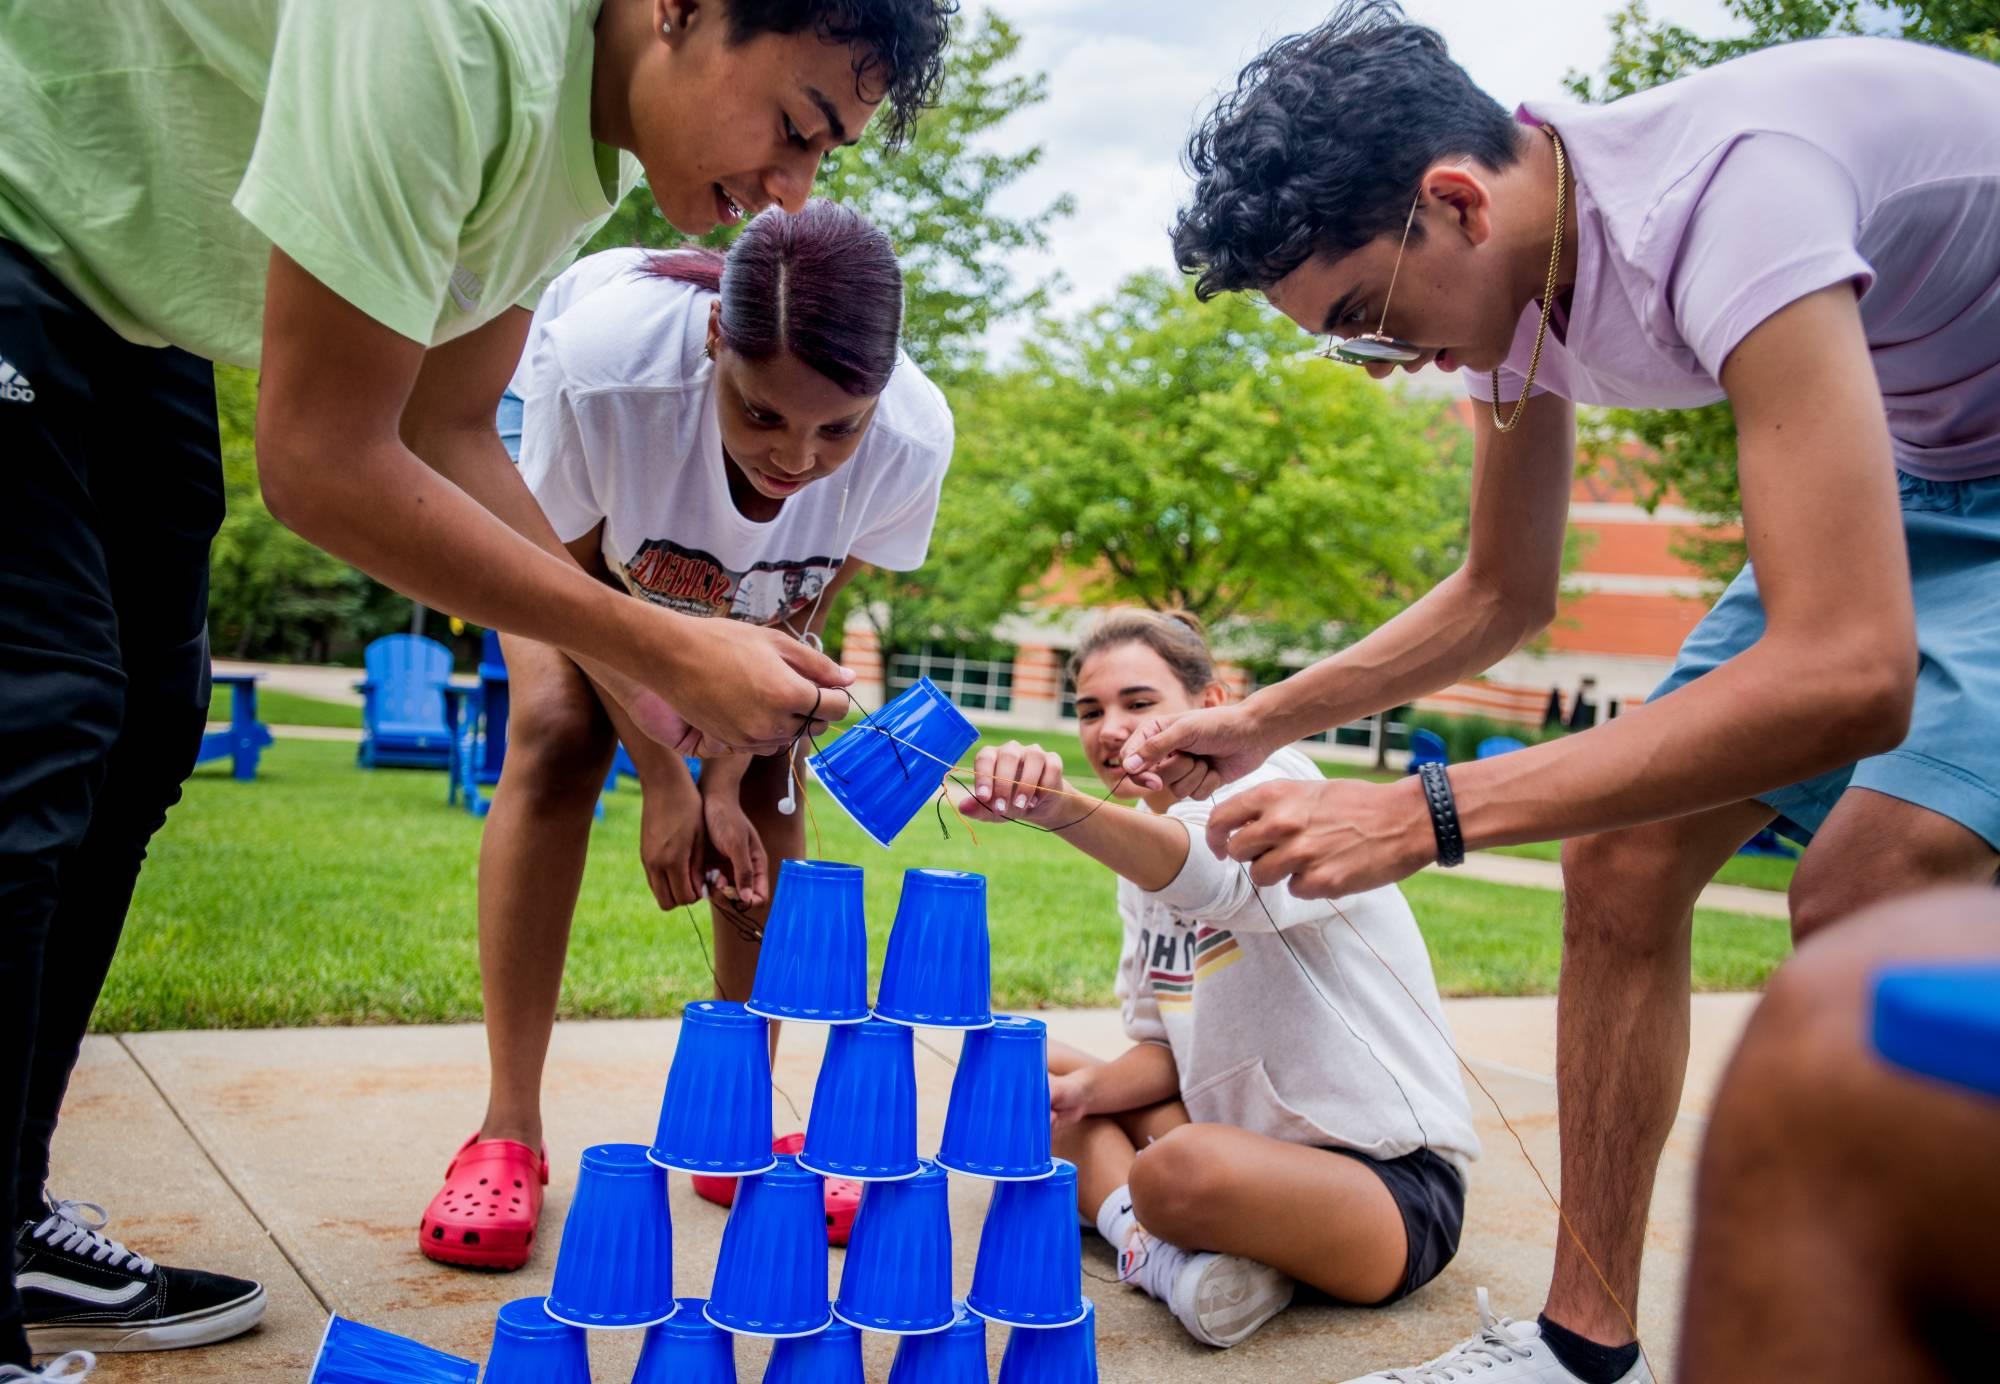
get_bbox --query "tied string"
[799,710,1655,1379]
[679,899,801,1127]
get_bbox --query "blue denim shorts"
[1650,471,2000,848]
[496,388,525,463]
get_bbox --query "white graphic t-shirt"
[513,248,954,627]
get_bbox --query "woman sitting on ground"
[419,200,954,1271]
[958,610,1480,1348]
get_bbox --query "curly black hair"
[1172,0,1523,300]
[724,0,959,150]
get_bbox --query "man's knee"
[0,658,124,884]
[501,696,613,802]
[1789,830,1998,941]
[1560,825,1701,957]
[1128,1125,1228,1241]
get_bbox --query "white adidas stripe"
[0,354,35,402]
[17,1270,148,1307]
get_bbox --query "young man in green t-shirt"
[0,2,953,1372]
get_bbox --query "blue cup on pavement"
[546,1144,675,1330]
[801,1018,921,1181]
[634,1298,738,1384]
[875,870,994,1030]
[747,860,870,1024]
[481,1297,588,1384]
[311,1316,477,1384]
[888,1302,989,1384]
[652,1000,776,1176]
[937,1017,1053,1181]
[807,677,978,848]
[835,1159,954,1334]
[968,1159,1086,1329]
[998,1299,1097,1384]
[707,1155,833,1338]
[762,1317,864,1384]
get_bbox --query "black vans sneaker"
[15,1198,265,1354]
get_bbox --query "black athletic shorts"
[1326,1145,1466,1306]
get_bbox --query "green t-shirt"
[0,0,640,366]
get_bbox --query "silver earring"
[661,18,672,35]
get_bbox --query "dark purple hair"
[643,200,904,397]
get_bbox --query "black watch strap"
[1417,762,1465,868]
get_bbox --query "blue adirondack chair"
[355,634,455,769]
[1477,735,1528,759]
[1405,728,1448,773]
[195,672,274,781]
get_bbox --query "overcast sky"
[961,0,1744,362]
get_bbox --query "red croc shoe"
[419,1134,548,1271]
[690,1133,861,1246]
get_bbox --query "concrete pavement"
[46,998,1756,1382]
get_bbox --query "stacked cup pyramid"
[494,711,1097,1378]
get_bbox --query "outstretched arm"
[254,250,853,754]
[1122,393,1577,797]
[1207,285,1914,898]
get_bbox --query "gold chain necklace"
[1490,126,1568,433]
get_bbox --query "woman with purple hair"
[419,200,954,1271]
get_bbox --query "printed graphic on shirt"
[619,536,839,625]
[1136,922,1241,1013]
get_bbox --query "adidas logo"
[0,355,33,403]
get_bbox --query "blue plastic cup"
[706,1155,833,1338]
[998,1300,1097,1384]
[887,1302,989,1384]
[807,677,978,848]
[762,1316,864,1384]
[481,1297,588,1384]
[967,1159,1086,1329]
[747,860,870,1024]
[834,1159,953,1334]
[546,1144,676,1330]
[310,1316,477,1384]
[762,1317,864,1384]
[936,1017,1054,1181]
[651,1000,777,1176]
[800,1018,920,1181]
[634,1298,738,1384]
[874,870,994,1030]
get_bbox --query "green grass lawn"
[104,734,1790,1031]
[208,687,364,729]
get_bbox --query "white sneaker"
[1341,1289,1653,1383]
[1119,1229,1294,1348]
[0,1353,95,1381]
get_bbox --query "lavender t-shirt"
[1480,37,2000,482]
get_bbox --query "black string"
[1241,874,1430,1152]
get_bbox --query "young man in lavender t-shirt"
[1125,3,2000,1380]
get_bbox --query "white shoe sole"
[1180,1255,1294,1348]
[26,1284,266,1354]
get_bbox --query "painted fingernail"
[1015,793,1030,809]
[976,785,991,800]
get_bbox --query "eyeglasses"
[1319,178,1427,367]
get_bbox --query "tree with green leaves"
[942,273,1471,653]
[584,10,1070,387]
[206,366,408,661]
[1568,0,1999,583]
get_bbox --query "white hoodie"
[1116,748,1481,1174]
